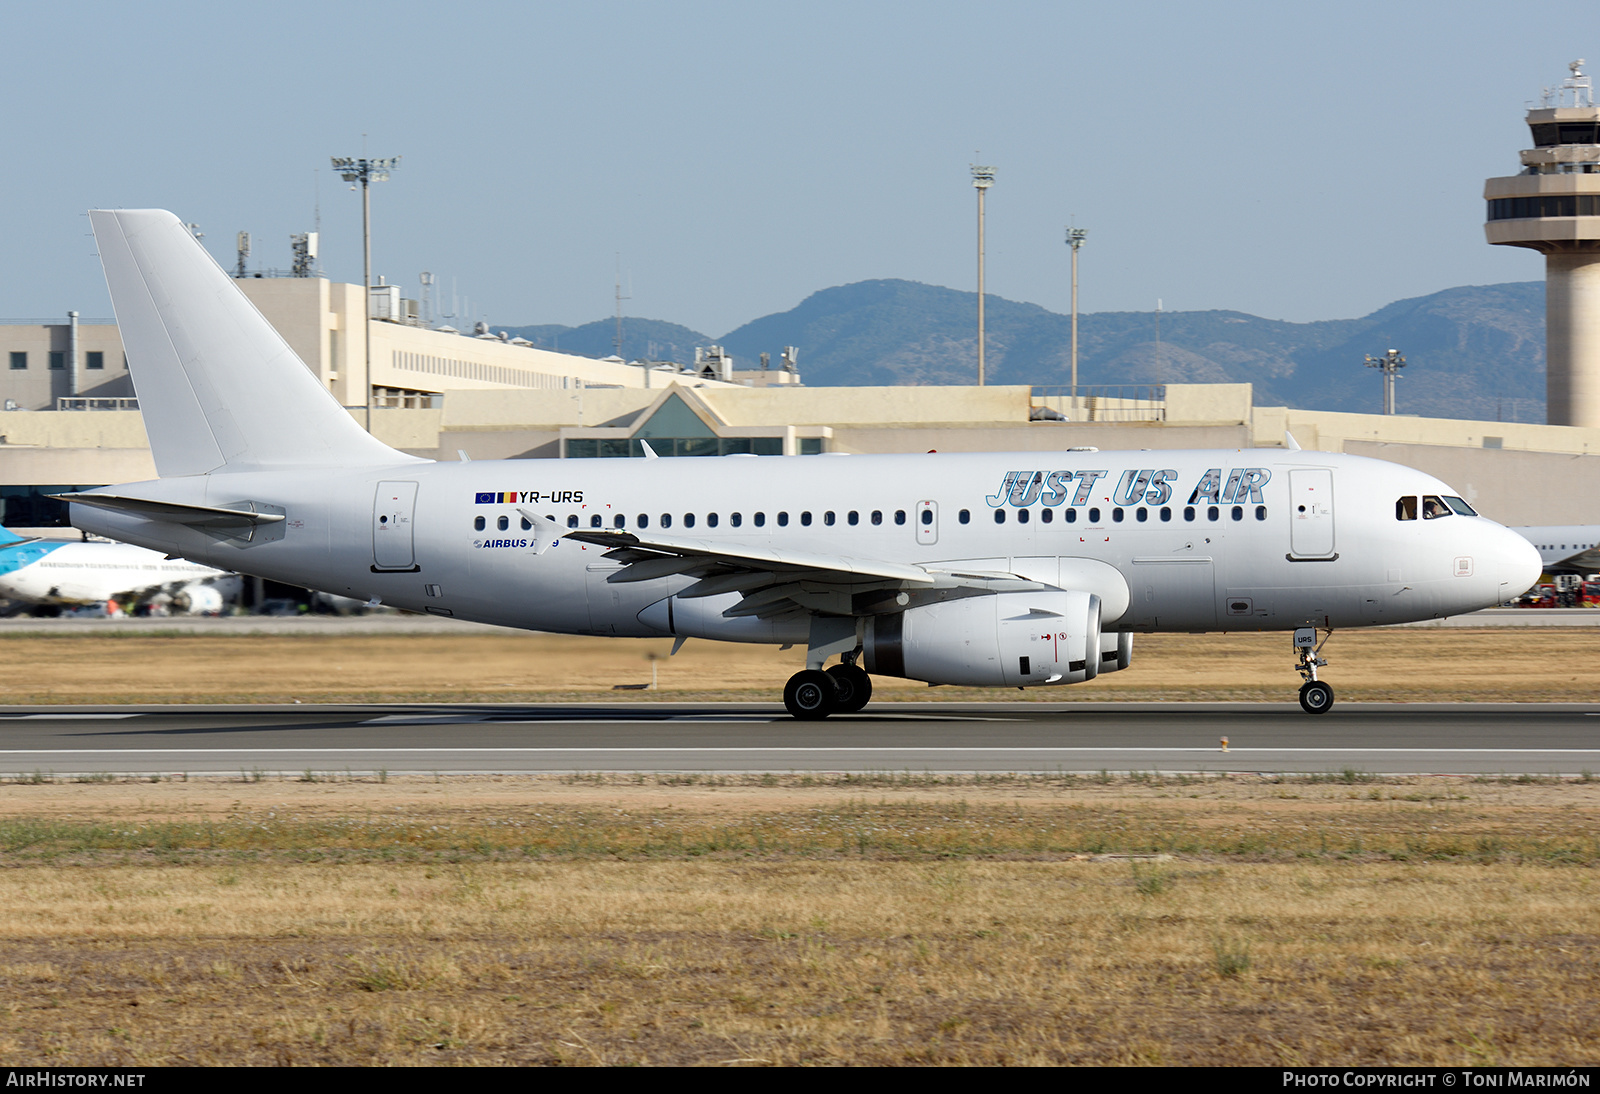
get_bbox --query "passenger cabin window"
[958,510,970,524]
[660,514,672,529]
[777,512,789,527]
[994,510,1006,524]
[1422,495,1450,519]
[754,512,766,527]
[497,515,509,531]
[1088,507,1101,523]
[521,517,532,530]
[1112,509,1124,523]
[567,515,579,528]
[894,510,906,525]
[1397,496,1418,521]
[707,513,718,528]
[683,513,695,528]
[637,514,649,529]
[871,511,883,526]
[1040,508,1053,523]
[474,516,485,531]
[614,514,625,528]
[824,511,835,526]
[591,514,603,528]
[1017,509,1030,524]
[731,512,742,527]
[1207,506,1219,521]
[848,511,859,525]
[1065,509,1077,523]
[800,511,812,526]
[920,509,932,525]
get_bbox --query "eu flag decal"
[475,492,495,504]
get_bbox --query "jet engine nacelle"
[1098,631,1133,674]
[172,575,241,615]
[863,590,1102,687]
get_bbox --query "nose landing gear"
[1293,626,1334,714]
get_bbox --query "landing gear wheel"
[1299,680,1334,715]
[784,669,836,720]
[827,664,872,713]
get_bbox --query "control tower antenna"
[1485,60,1600,427]
[614,253,631,361]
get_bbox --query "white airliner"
[62,210,1541,715]
[0,525,239,613]
[1511,526,1600,577]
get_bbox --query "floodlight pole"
[972,165,995,386]
[332,154,400,432]
[1365,348,1406,415]
[1065,225,1087,413]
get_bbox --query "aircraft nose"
[1490,523,1542,601]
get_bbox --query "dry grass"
[0,627,1595,705]
[0,776,1597,1065]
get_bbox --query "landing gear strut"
[1293,627,1334,714]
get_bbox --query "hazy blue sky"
[2,1,1590,334]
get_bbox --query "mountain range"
[502,279,1548,422]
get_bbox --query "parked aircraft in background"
[61,210,1542,714]
[1511,526,1600,577]
[0,526,240,614]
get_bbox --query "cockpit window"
[1444,496,1477,516]
[1396,496,1418,521]
[1422,495,1450,519]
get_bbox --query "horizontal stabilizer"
[53,492,285,529]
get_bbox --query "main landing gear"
[783,655,873,720]
[1293,626,1334,714]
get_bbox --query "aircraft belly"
[1124,559,1217,630]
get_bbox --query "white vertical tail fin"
[89,209,417,476]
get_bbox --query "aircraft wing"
[563,529,1049,619]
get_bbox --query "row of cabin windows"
[472,504,1270,532]
[9,352,107,370]
[1395,495,1477,521]
[475,509,912,532]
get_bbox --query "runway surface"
[0,702,1596,776]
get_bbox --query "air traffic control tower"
[1485,60,1600,427]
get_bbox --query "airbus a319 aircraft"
[1511,525,1600,577]
[0,525,238,614]
[63,211,1541,716]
